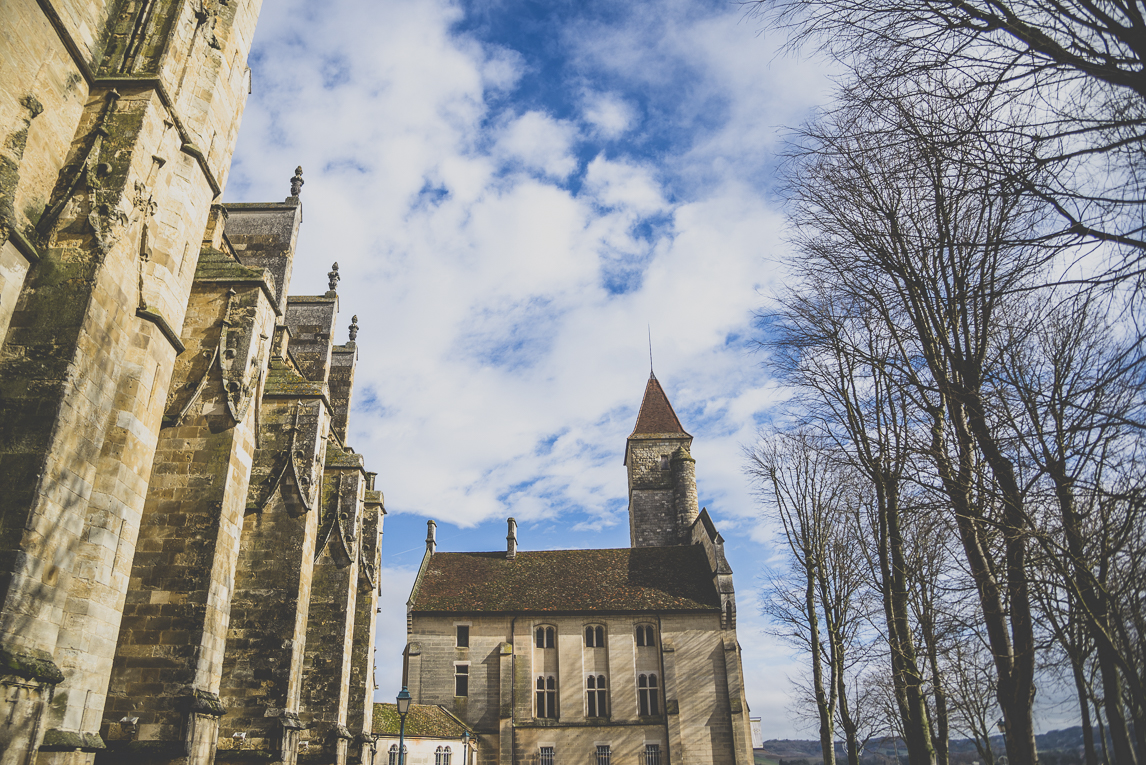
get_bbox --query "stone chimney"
[426,520,436,555]
[506,518,517,560]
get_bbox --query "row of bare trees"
[746,0,1144,763]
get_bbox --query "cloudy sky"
[224,0,1077,741]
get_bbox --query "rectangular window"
[638,674,659,716]
[539,747,555,765]
[587,675,607,718]
[535,675,557,718]
[455,664,469,697]
[456,625,469,648]
[596,745,611,765]
[645,745,661,765]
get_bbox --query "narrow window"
[587,674,607,717]
[455,664,469,697]
[645,745,661,765]
[390,745,399,765]
[539,747,555,765]
[596,745,611,765]
[659,454,670,470]
[444,747,452,765]
[436,747,444,765]
[457,625,469,647]
[585,626,594,646]
[536,675,557,718]
[725,601,734,629]
[536,626,555,648]
[636,626,645,647]
[638,674,659,716]
[595,626,604,646]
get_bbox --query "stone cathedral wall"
[0,4,386,764]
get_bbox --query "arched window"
[435,746,452,765]
[635,625,655,647]
[586,674,608,717]
[389,745,398,765]
[535,675,557,718]
[638,673,660,716]
[535,626,555,648]
[585,625,605,647]
[435,747,445,765]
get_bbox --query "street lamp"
[397,686,412,765]
[462,730,471,765]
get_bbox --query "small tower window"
[455,663,469,696]
[536,626,555,648]
[659,455,670,470]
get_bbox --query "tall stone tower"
[625,373,700,547]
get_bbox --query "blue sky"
[224,0,1079,741]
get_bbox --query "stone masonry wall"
[625,435,690,548]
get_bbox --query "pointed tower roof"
[630,373,691,437]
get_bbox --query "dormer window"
[585,625,605,647]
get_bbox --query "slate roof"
[372,703,476,738]
[631,374,690,437]
[409,546,719,613]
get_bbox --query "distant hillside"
[758,726,1098,765]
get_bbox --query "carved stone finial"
[328,262,340,292]
[290,166,304,197]
[348,315,359,341]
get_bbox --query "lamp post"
[462,730,471,765]
[397,686,412,765]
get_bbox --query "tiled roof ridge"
[630,373,690,437]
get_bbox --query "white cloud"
[493,111,580,179]
[229,0,832,739]
[581,91,637,138]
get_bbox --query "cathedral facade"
[404,377,753,765]
[0,2,383,764]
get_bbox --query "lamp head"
[396,686,412,715]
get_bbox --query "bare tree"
[750,429,869,765]
[749,0,1146,279]
[777,74,1069,764]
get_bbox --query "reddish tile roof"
[631,374,690,436]
[410,546,719,613]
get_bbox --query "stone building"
[0,3,385,764]
[371,703,480,765]
[403,376,753,765]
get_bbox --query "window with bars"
[535,675,557,718]
[638,673,660,716]
[645,745,661,765]
[596,745,611,765]
[584,625,605,647]
[455,664,469,697]
[635,625,655,647]
[586,674,607,717]
[539,747,554,765]
[535,626,555,648]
